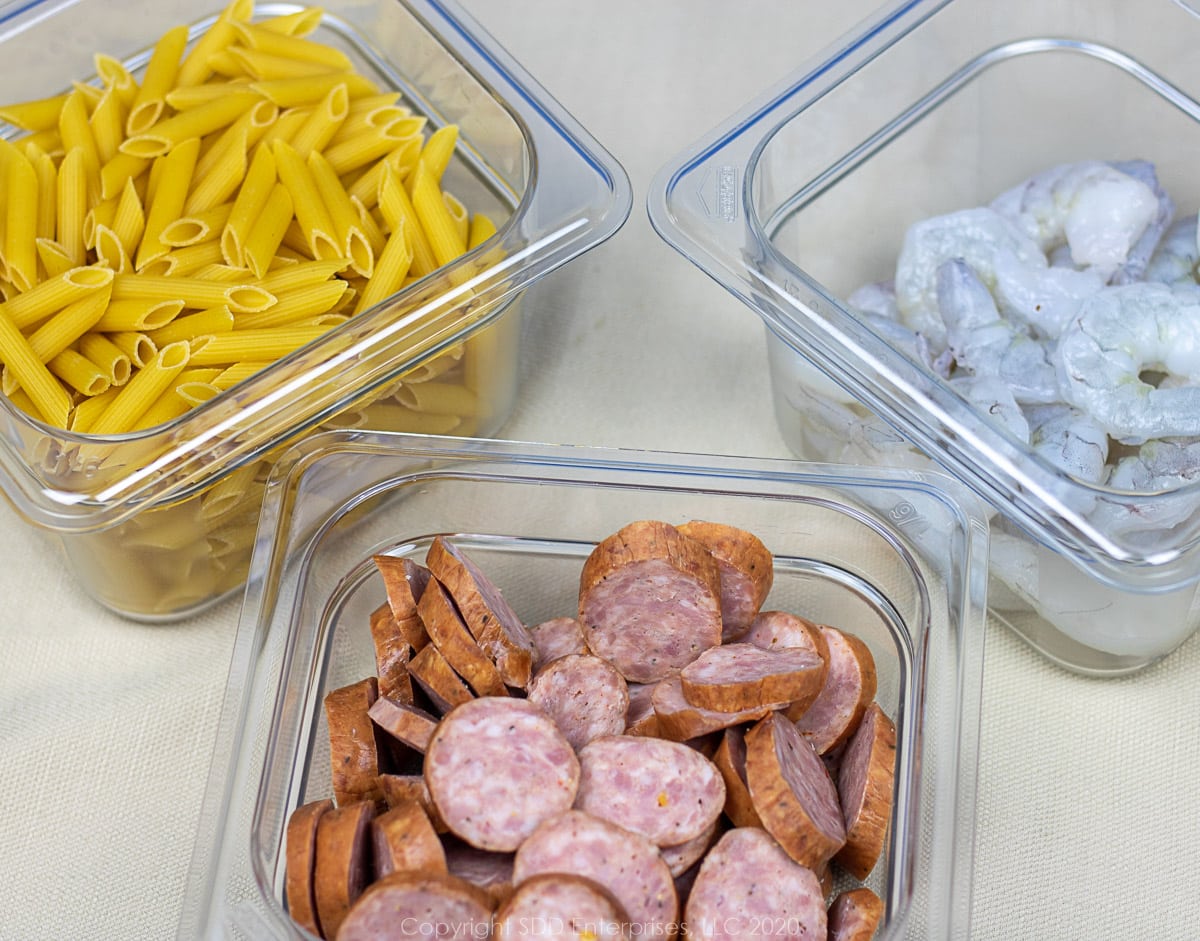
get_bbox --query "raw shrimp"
[1108,160,1174,284]
[947,374,1030,442]
[1053,282,1200,441]
[894,207,1045,346]
[935,259,1059,402]
[1090,439,1200,537]
[1143,215,1199,285]
[989,160,1160,268]
[1025,403,1109,484]
[847,280,899,320]
[990,248,1106,337]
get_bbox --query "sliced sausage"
[425,536,535,689]
[372,799,447,879]
[744,610,830,718]
[494,873,628,940]
[324,677,385,806]
[336,872,494,941]
[625,682,660,737]
[407,642,473,715]
[712,726,762,829]
[683,827,826,940]
[367,697,438,754]
[417,576,508,697]
[575,734,726,848]
[312,799,376,941]
[834,703,897,880]
[284,798,332,939]
[828,887,885,941]
[679,642,825,714]
[651,673,777,741]
[660,818,720,878]
[443,839,516,908]
[377,773,447,833]
[526,653,629,750]
[367,603,414,704]
[527,616,589,673]
[795,627,878,755]
[578,520,722,683]
[676,520,773,641]
[744,712,846,870]
[513,809,678,932]
[424,697,579,852]
[373,554,431,620]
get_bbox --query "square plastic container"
[179,431,989,940]
[650,0,1200,675]
[0,0,630,620]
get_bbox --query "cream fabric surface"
[0,2,1197,939]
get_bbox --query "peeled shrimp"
[948,375,1030,442]
[1108,159,1174,284]
[989,160,1160,268]
[1143,215,1199,285]
[935,259,1059,403]
[1053,281,1200,441]
[1025,403,1109,484]
[1091,439,1200,537]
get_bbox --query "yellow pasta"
[289,83,349,159]
[234,21,353,71]
[241,182,294,278]
[0,93,70,132]
[111,177,146,259]
[234,278,349,329]
[94,297,184,332]
[0,311,72,425]
[100,152,150,202]
[47,348,110,397]
[89,86,126,165]
[2,265,113,330]
[307,149,372,276]
[272,141,339,261]
[36,239,74,278]
[228,48,343,82]
[213,361,272,388]
[95,54,138,106]
[147,306,235,348]
[189,323,330,365]
[57,91,101,204]
[351,195,386,256]
[95,224,131,272]
[83,195,118,252]
[442,190,469,246]
[113,274,275,313]
[395,380,479,416]
[323,121,419,177]
[251,73,378,108]
[3,289,110,397]
[107,331,157,368]
[193,99,278,183]
[79,333,132,386]
[186,124,248,216]
[222,144,277,267]
[137,137,201,268]
[258,7,323,37]
[417,125,458,184]
[163,241,227,277]
[409,160,466,268]
[30,147,57,242]
[378,161,438,278]
[354,217,412,315]
[2,142,39,292]
[160,202,232,249]
[175,0,254,88]
[467,212,498,250]
[88,340,190,435]
[127,24,189,136]
[68,386,119,432]
[56,148,89,265]
[255,106,309,150]
[121,92,261,159]
[344,136,420,208]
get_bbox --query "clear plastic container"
[0,0,630,620]
[649,0,1200,675]
[179,431,989,940]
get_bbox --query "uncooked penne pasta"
[36,239,74,278]
[111,177,146,259]
[289,83,348,159]
[307,149,372,276]
[112,274,275,313]
[107,330,157,368]
[199,459,261,520]
[467,212,498,250]
[147,306,235,347]
[378,161,437,277]
[251,72,378,108]
[20,288,110,372]
[57,91,101,204]
[222,144,277,267]
[79,333,132,386]
[175,0,254,88]
[164,240,227,277]
[127,24,189,136]
[121,92,260,159]
[89,86,126,165]
[137,137,200,268]
[30,147,56,242]
[417,125,458,183]
[160,202,233,248]
[258,6,323,37]
[354,218,412,314]
[48,348,110,397]
[188,323,330,365]
[234,278,349,329]
[94,297,184,332]
[213,361,272,388]
[2,265,113,330]
[442,190,469,246]
[273,140,339,260]
[56,147,88,265]
[395,380,478,417]
[241,182,294,278]
[323,121,419,177]
[100,152,150,202]
[0,311,72,426]
[234,21,353,71]
[89,340,190,435]
[0,93,70,132]
[2,142,39,292]
[409,160,465,268]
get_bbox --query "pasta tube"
[89,340,191,435]
[127,24,189,136]
[0,310,72,426]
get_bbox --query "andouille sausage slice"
[494,873,628,941]
[745,712,846,870]
[527,616,589,674]
[712,726,762,829]
[372,799,447,879]
[526,653,629,751]
[744,610,830,718]
[575,734,726,848]
[578,520,723,683]
[425,697,579,852]
[284,798,332,939]
[324,677,385,807]
[425,536,535,689]
[312,800,376,941]
[417,576,508,697]
[513,809,678,932]
[651,673,778,741]
[377,774,447,833]
[625,682,660,737]
[828,887,885,941]
[835,703,897,880]
[676,520,773,642]
[367,697,438,754]
[679,642,825,714]
[367,603,414,705]
[406,642,473,715]
[373,554,431,621]
[337,872,494,941]
[795,626,878,755]
[443,839,516,908]
[684,827,826,941]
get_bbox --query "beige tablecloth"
[0,2,1197,939]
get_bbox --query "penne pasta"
[94,297,184,332]
[121,91,261,159]
[175,0,255,88]
[68,386,119,432]
[417,124,458,183]
[222,144,277,267]
[233,278,349,329]
[467,212,498,250]
[36,239,75,278]
[89,86,127,165]
[442,189,469,246]
[127,24,189,136]
[111,177,146,259]
[0,93,70,132]
[289,83,349,159]
[100,152,150,202]
[233,21,353,71]
[241,182,294,278]
[2,142,39,292]
[185,122,248,216]
[107,330,157,368]
[395,380,479,416]
[112,273,275,313]
[353,216,412,314]
[258,7,323,37]
[57,90,101,204]
[162,240,227,277]
[409,159,466,268]
[0,310,73,426]
[88,340,190,434]
[2,265,113,330]
[137,137,201,269]
[79,333,132,386]
[378,161,437,277]
[306,149,372,276]
[212,361,271,389]
[31,147,57,242]
[251,72,378,108]
[56,147,89,265]
[272,141,340,261]
[3,289,110,395]
[160,201,233,248]
[146,306,235,347]
[188,323,331,365]
[227,47,342,82]
[47,348,111,397]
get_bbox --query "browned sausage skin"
[284,798,332,939]
[676,520,774,642]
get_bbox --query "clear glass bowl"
[0,0,630,620]
[649,0,1200,675]
[180,432,989,940]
